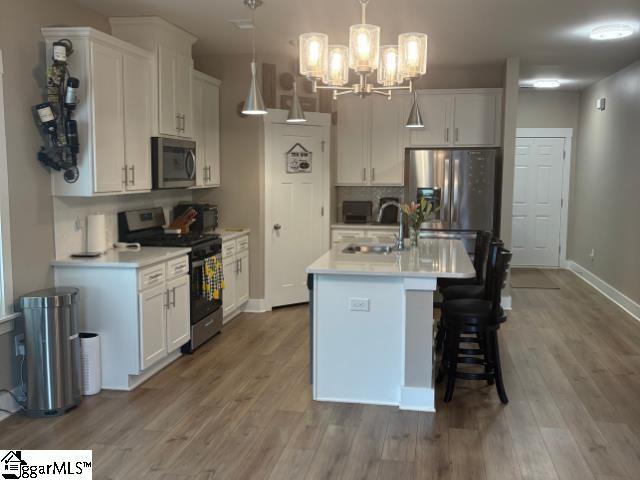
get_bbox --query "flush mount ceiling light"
[298,0,428,122]
[241,0,267,116]
[590,24,635,40]
[532,79,561,89]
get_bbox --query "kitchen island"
[307,238,475,411]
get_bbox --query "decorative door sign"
[286,143,312,173]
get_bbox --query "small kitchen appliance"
[174,203,219,233]
[152,137,197,189]
[342,201,373,224]
[118,207,223,351]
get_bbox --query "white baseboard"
[243,298,270,313]
[567,261,640,322]
[0,386,24,422]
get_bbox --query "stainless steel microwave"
[152,137,196,189]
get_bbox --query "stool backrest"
[488,247,512,317]
[483,239,504,300]
[473,231,493,284]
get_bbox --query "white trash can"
[79,333,101,395]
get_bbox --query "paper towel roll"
[87,214,107,254]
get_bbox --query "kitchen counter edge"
[51,247,192,269]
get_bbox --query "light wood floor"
[2,269,640,479]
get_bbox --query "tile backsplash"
[53,190,193,259]
[336,186,404,222]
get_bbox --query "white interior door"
[270,124,325,307]
[512,137,564,267]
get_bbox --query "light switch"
[349,298,370,312]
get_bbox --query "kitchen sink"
[342,244,396,255]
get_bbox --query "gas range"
[118,207,223,353]
[132,231,220,248]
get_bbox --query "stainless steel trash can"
[19,287,82,417]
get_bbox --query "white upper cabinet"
[123,51,153,191]
[408,94,452,147]
[158,46,193,138]
[42,28,154,197]
[408,90,503,148]
[91,42,125,194]
[452,93,501,146]
[336,95,369,185]
[109,16,198,139]
[193,70,221,188]
[370,94,407,185]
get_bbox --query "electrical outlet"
[14,333,25,357]
[349,298,370,312]
[589,249,596,261]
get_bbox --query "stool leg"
[435,321,445,352]
[444,329,459,403]
[479,333,494,386]
[436,326,448,384]
[491,331,508,404]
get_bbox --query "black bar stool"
[437,230,493,291]
[436,247,512,404]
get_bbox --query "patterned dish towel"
[202,254,224,301]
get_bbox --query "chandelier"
[298,0,428,103]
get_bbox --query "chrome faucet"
[377,201,405,250]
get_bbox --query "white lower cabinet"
[139,284,168,370]
[53,253,191,391]
[166,274,191,353]
[222,235,250,322]
[331,227,399,245]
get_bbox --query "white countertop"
[216,228,250,242]
[307,238,475,279]
[51,247,191,269]
[331,223,399,230]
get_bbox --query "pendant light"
[287,82,307,123]
[242,0,267,116]
[406,90,424,128]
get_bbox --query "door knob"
[273,224,282,230]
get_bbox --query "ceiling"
[75,0,640,90]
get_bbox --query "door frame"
[514,128,573,268]
[262,109,332,310]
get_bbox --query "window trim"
[0,49,17,333]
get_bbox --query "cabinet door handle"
[171,287,176,307]
[180,114,186,132]
[371,168,375,182]
[362,167,366,182]
[176,114,181,132]
[129,165,135,186]
[164,290,170,309]
[455,127,459,143]
[239,259,242,274]
[445,128,450,143]
[122,166,128,185]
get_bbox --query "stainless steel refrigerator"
[404,148,500,252]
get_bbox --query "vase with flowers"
[402,198,440,248]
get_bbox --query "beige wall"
[0,0,109,392]
[568,59,640,303]
[499,57,520,248]
[517,90,580,130]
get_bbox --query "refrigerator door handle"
[452,157,461,226]
[442,156,451,225]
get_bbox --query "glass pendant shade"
[377,45,399,86]
[242,61,267,115]
[286,83,307,123]
[398,32,428,80]
[348,24,380,72]
[299,33,329,79]
[406,91,424,128]
[325,45,349,86]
